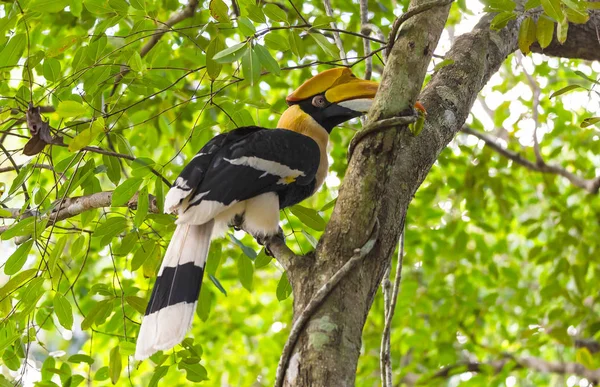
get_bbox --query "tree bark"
[280,4,600,386]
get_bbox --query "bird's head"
[278,68,379,133]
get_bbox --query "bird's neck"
[277,105,329,151]
[277,105,329,190]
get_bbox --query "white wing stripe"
[223,156,305,179]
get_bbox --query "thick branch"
[531,10,600,61]
[462,126,600,194]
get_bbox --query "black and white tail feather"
[134,221,213,360]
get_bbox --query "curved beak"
[325,79,379,113]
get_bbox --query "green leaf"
[480,0,516,12]
[549,84,585,98]
[206,37,225,80]
[131,240,155,271]
[540,0,564,21]
[5,240,33,275]
[178,362,208,382]
[42,58,62,82]
[238,17,256,36]
[134,186,149,227]
[276,272,292,301]
[53,293,73,330]
[109,346,122,384]
[289,31,305,58]
[253,45,280,75]
[320,197,337,211]
[576,347,595,369]
[433,58,455,71]
[581,117,600,128]
[197,286,213,321]
[69,117,105,152]
[245,4,266,23]
[112,177,143,206]
[242,48,260,85]
[0,34,26,70]
[56,100,88,118]
[0,268,37,297]
[518,17,537,54]
[301,230,318,248]
[565,7,589,24]
[264,4,287,22]
[290,205,326,231]
[103,154,121,185]
[125,296,147,314]
[557,15,568,43]
[8,164,31,196]
[264,33,290,52]
[210,0,229,22]
[254,248,272,269]
[93,217,127,238]
[209,274,227,296]
[84,0,114,15]
[310,32,337,58]
[28,0,70,12]
[490,11,516,30]
[130,0,145,10]
[237,254,254,291]
[213,42,248,63]
[313,15,336,27]
[148,366,168,387]
[68,354,95,365]
[228,234,257,259]
[128,51,146,74]
[536,16,555,48]
[94,366,109,381]
[154,175,164,215]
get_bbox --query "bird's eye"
[312,95,327,108]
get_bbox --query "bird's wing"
[165,127,320,219]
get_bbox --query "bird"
[134,68,379,360]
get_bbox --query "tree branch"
[380,226,405,387]
[402,355,600,385]
[111,0,199,94]
[0,191,159,238]
[322,0,348,65]
[461,126,600,194]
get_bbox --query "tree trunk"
[281,3,600,386]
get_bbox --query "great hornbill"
[134,68,379,360]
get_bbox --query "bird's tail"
[134,221,214,360]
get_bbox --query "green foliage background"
[0,0,599,385]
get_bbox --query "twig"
[0,191,159,239]
[274,219,380,387]
[51,142,171,187]
[387,0,454,56]
[402,355,600,385]
[287,0,309,24]
[359,0,372,79]
[380,225,405,387]
[462,126,600,194]
[110,0,199,95]
[0,143,30,203]
[264,234,300,272]
[348,114,418,160]
[322,0,347,64]
[0,163,53,173]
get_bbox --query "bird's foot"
[256,228,285,257]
